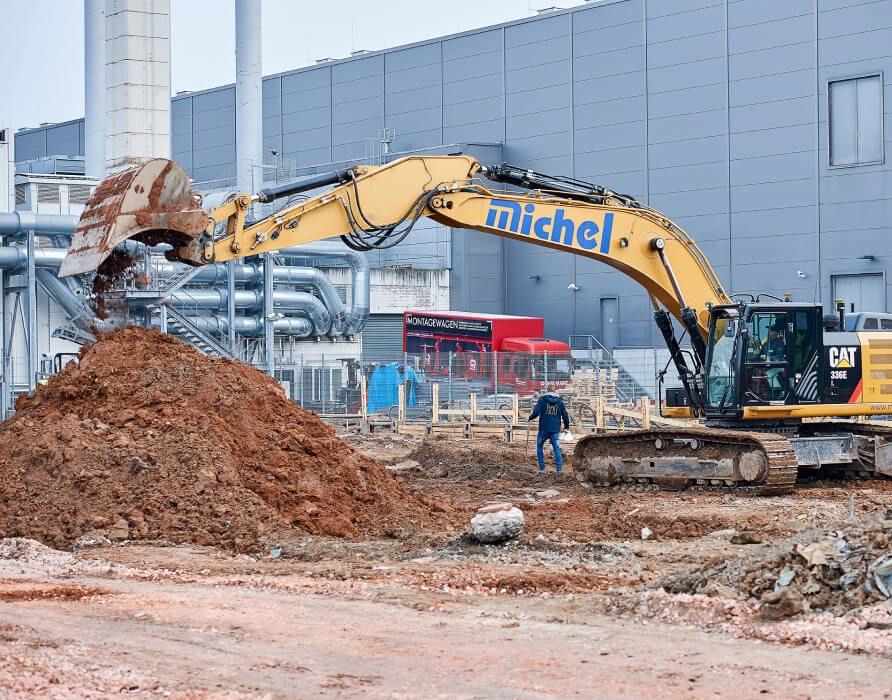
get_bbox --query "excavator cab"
[702,302,823,420]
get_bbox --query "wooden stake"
[360,375,368,421]
[397,383,405,426]
[432,382,439,424]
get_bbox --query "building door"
[600,297,619,350]
[832,273,885,313]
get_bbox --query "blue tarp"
[367,363,422,412]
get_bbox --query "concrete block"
[470,503,524,543]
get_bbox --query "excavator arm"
[60,153,730,359]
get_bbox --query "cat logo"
[829,346,857,369]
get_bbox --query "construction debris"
[660,514,892,614]
[0,327,450,551]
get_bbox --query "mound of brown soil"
[408,435,545,482]
[0,327,449,551]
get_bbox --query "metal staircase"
[162,305,237,359]
[52,321,95,345]
[568,335,649,401]
[155,264,205,296]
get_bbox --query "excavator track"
[573,427,798,494]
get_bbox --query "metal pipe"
[0,212,78,236]
[175,315,314,338]
[129,288,332,336]
[0,250,6,420]
[0,247,67,269]
[279,242,370,336]
[26,231,37,392]
[264,253,274,373]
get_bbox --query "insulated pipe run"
[166,315,314,338]
[129,289,332,336]
[279,242,370,336]
[149,262,348,335]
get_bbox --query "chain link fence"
[274,350,577,423]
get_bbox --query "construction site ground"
[2,430,891,698]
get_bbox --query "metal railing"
[568,335,650,401]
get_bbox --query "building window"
[829,75,884,167]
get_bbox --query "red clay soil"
[0,327,450,552]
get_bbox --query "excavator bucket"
[58,159,210,278]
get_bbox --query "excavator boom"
[60,154,730,340]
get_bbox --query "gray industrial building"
[15,0,892,351]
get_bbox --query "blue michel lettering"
[485,199,612,254]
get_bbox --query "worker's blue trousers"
[536,431,562,472]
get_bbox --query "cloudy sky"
[1,0,584,131]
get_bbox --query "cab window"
[744,312,788,403]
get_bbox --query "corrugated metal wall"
[361,314,405,363]
[16,0,892,346]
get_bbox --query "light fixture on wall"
[528,274,540,281]
[567,282,580,291]
[797,271,807,279]
[858,254,876,261]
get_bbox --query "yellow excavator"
[59,155,892,492]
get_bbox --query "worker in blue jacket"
[528,392,570,473]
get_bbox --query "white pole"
[84,0,106,178]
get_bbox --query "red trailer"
[403,311,572,393]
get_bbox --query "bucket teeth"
[59,159,210,278]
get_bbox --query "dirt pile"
[660,515,892,614]
[0,327,449,551]
[408,435,548,482]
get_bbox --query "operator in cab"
[528,392,570,474]
[760,325,785,362]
